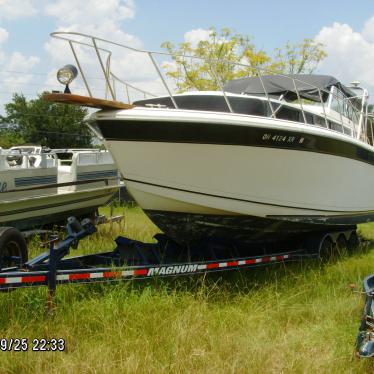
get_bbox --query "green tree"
[0,128,25,148]
[1,93,92,148]
[274,38,327,74]
[161,28,326,91]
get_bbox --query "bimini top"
[223,74,355,102]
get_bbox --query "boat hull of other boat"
[90,107,374,244]
[0,185,118,230]
[0,148,120,230]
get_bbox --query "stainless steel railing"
[50,31,369,144]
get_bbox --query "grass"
[1,205,374,373]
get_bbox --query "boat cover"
[223,74,355,102]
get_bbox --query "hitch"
[27,216,97,313]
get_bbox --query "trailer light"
[57,64,78,94]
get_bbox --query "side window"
[276,107,301,122]
[314,115,327,128]
[343,127,352,136]
[230,98,267,116]
[330,121,343,133]
[305,113,314,125]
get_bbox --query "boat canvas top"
[223,74,357,102]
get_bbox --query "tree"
[1,93,93,148]
[0,128,25,148]
[161,28,326,92]
[274,38,327,75]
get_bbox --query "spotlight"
[57,64,78,94]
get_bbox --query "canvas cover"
[223,74,355,102]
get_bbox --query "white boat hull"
[91,108,374,243]
[0,185,118,230]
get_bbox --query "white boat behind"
[0,147,119,230]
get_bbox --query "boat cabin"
[133,74,369,142]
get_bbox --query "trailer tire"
[318,235,334,260]
[347,231,360,252]
[0,227,28,268]
[336,234,347,255]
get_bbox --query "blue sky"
[1,0,374,112]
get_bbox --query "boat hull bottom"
[145,210,356,246]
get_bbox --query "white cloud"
[0,27,9,44]
[6,51,39,71]
[315,20,374,95]
[0,0,38,20]
[0,22,40,105]
[184,28,212,47]
[44,0,135,29]
[362,16,374,43]
[0,52,40,92]
[43,0,140,62]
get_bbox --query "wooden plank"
[43,93,135,110]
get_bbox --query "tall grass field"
[1,205,374,373]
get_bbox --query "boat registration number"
[262,133,305,144]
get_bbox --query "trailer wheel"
[0,227,28,268]
[347,231,360,252]
[318,236,334,260]
[336,234,347,255]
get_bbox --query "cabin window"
[305,113,314,125]
[343,127,352,136]
[314,115,328,128]
[134,95,269,116]
[276,106,301,122]
[230,97,268,116]
[330,121,343,133]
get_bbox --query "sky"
[0,0,374,113]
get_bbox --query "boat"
[45,32,374,246]
[0,147,119,230]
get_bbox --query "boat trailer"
[0,217,321,302]
[0,216,367,357]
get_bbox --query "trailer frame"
[0,216,358,311]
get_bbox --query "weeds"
[0,206,373,373]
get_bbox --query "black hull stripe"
[96,119,374,167]
[125,178,374,215]
[0,192,114,218]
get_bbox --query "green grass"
[1,206,374,373]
